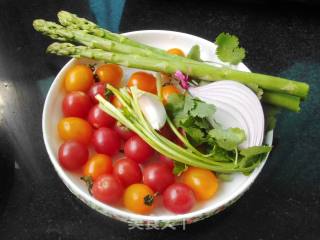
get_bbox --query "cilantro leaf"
[187,45,202,61]
[239,145,272,168]
[183,94,195,114]
[240,145,272,158]
[166,93,185,115]
[184,127,205,145]
[172,161,188,176]
[215,32,245,65]
[209,127,246,150]
[190,100,215,118]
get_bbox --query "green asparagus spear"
[57,10,171,55]
[261,92,300,112]
[33,19,209,66]
[46,42,309,99]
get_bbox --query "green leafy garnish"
[215,32,245,65]
[209,127,246,151]
[166,94,215,146]
[187,45,202,61]
[239,145,272,169]
[173,161,188,176]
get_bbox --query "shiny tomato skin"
[113,122,136,140]
[113,157,142,187]
[88,105,116,128]
[163,183,196,214]
[142,162,175,193]
[110,95,123,109]
[58,117,93,145]
[123,183,155,214]
[124,135,154,164]
[83,154,113,181]
[58,141,89,171]
[62,91,92,118]
[96,64,123,87]
[92,127,121,156]
[87,82,107,104]
[127,71,157,94]
[92,174,124,204]
[64,64,94,92]
[181,167,218,201]
[161,85,180,104]
[159,155,174,170]
[167,48,185,57]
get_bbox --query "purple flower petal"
[174,70,190,90]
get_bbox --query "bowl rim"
[42,29,273,223]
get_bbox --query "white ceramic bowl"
[42,30,273,226]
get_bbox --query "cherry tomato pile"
[57,61,219,215]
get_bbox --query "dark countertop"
[0,0,319,239]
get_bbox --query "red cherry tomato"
[92,174,124,204]
[113,157,142,187]
[142,162,175,193]
[113,121,136,140]
[163,183,196,214]
[87,82,107,104]
[88,105,116,128]
[62,91,92,118]
[159,155,174,170]
[92,127,121,156]
[124,135,154,164]
[58,141,88,171]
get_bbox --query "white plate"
[42,30,273,226]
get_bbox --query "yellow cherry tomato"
[83,154,113,181]
[167,48,185,57]
[127,71,157,94]
[64,64,94,92]
[123,183,155,214]
[161,85,180,104]
[96,64,123,87]
[181,167,218,201]
[58,117,93,145]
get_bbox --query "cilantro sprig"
[215,32,245,65]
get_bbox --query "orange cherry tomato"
[167,48,185,57]
[83,154,113,180]
[123,183,155,214]
[127,71,157,94]
[110,95,123,109]
[96,64,123,87]
[58,117,93,145]
[161,85,180,104]
[64,64,94,92]
[180,167,218,201]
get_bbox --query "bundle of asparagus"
[33,11,309,112]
